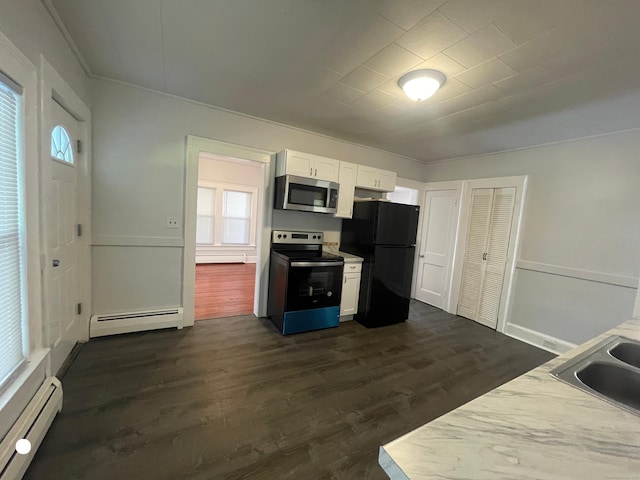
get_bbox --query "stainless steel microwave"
[274,175,339,214]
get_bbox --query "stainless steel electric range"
[267,230,344,335]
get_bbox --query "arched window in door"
[51,124,74,163]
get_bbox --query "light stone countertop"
[379,318,640,480]
[323,245,363,263]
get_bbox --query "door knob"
[419,254,425,258]
[52,259,60,267]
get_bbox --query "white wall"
[423,130,640,345]
[91,78,424,316]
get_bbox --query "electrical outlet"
[166,217,180,229]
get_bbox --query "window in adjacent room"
[0,70,28,390]
[196,186,216,244]
[196,182,257,246]
[222,190,252,245]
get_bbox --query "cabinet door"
[355,166,378,189]
[313,156,340,182]
[284,151,314,178]
[378,170,397,192]
[341,272,361,317]
[335,162,357,218]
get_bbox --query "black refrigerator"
[341,200,420,327]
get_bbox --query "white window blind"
[196,187,215,244]
[222,190,252,245]
[0,73,27,389]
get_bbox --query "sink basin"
[610,342,640,369]
[551,335,640,416]
[575,362,640,412]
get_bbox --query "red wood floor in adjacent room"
[194,263,256,320]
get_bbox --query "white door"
[457,187,515,329]
[415,189,458,309]
[43,101,81,375]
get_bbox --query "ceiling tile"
[455,58,517,89]
[51,0,125,79]
[316,8,404,74]
[365,44,423,78]
[371,0,446,31]
[428,85,503,116]
[498,29,568,73]
[340,66,389,92]
[427,77,472,104]
[493,65,551,95]
[396,12,468,60]
[323,82,366,104]
[377,79,405,99]
[438,0,523,33]
[414,53,467,78]
[353,89,398,110]
[493,1,564,45]
[443,24,516,68]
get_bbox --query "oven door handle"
[290,261,344,267]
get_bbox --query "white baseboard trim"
[196,255,257,264]
[505,323,577,355]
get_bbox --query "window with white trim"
[196,182,257,246]
[0,71,28,390]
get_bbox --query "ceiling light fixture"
[398,69,446,101]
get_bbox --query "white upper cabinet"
[356,165,397,192]
[335,161,357,219]
[276,149,340,182]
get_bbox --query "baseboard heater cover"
[89,307,183,338]
[0,377,63,480]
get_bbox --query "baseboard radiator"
[0,377,63,480]
[89,307,183,338]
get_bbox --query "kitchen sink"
[609,342,640,369]
[550,336,640,416]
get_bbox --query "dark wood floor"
[25,301,554,480]
[195,263,256,320]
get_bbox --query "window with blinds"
[0,72,27,390]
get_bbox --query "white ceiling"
[49,0,640,162]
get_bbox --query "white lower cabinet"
[340,261,362,320]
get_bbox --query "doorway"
[182,135,275,326]
[194,153,263,320]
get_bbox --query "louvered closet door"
[457,187,516,329]
[477,187,515,328]
[457,189,493,321]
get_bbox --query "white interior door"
[477,187,516,328]
[415,189,458,309]
[457,187,515,329]
[44,101,81,374]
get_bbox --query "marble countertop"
[379,318,640,480]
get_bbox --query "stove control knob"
[283,234,287,239]
[277,234,282,239]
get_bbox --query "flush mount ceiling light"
[398,69,446,101]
